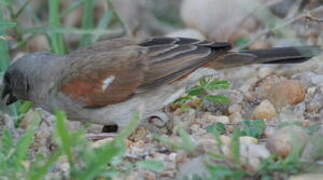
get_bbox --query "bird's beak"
[1,85,17,105]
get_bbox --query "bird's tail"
[207,46,322,69]
[241,46,322,64]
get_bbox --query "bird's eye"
[4,73,10,84]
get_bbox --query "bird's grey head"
[1,52,59,105]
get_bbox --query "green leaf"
[240,120,265,138]
[204,95,230,104]
[206,163,246,179]
[198,77,211,87]
[206,122,226,134]
[18,101,33,114]
[136,160,164,172]
[173,96,193,104]
[206,80,231,90]
[187,86,205,96]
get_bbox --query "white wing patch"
[102,75,115,90]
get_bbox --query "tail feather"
[240,46,322,64]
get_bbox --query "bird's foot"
[142,111,173,133]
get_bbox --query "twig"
[305,11,323,23]
[236,5,323,50]
[86,133,116,141]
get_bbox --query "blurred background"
[1,0,322,55]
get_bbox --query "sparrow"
[1,37,321,130]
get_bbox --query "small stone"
[91,138,114,148]
[228,104,242,114]
[301,127,323,161]
[129,127,148,141]
[239,136,258,144]
[269,80,306,108]
[289,173,323,180]
[229,112,243,123]
[266,126,308,157]
[258,67,273,79]
[176,150,188,164]
[254,74,287,98]
[190,123,206,135]
[143,170,156,180]
[207,115,230,124]
[307,86,316,95]
[252,99,277,120]
[240,144,271,173]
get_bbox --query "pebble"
[258,67,274,79]
[143,170,156,180]
[212,115,230,124]
[301,127,323,162]
[252,99,277,120]
[228,104,242,114]
[229,112,243,123]
[240,144,271,173]
[266,126,308,157]
[269,80,306,108]
[239,136,258,144]
[289,173,323,180]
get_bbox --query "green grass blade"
[79,0,94,47]
[231,128,241,164]
[48,0,66,54]
[13,0,32,18]
[55,110,74,166]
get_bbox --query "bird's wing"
[60,37,231,107]
[139,37,231,88]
